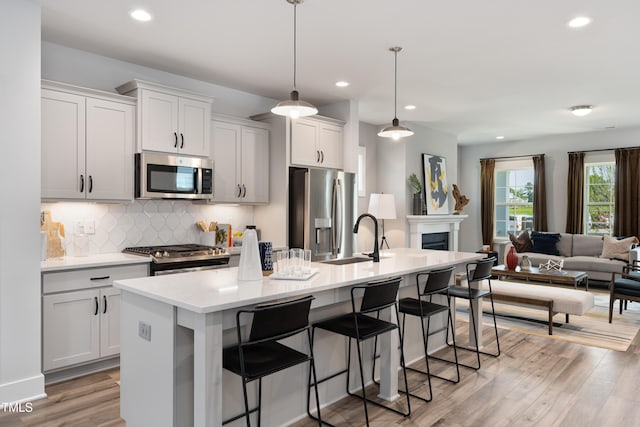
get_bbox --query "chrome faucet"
[353,213,380,262]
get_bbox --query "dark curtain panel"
[614,148,640,238]
[565,152,585,233]
[532,155,548,231]
[480,159,496,245]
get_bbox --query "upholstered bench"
[456,275,595,335]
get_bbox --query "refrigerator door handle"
[332,178,343,255]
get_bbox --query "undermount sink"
[320,257,373,265]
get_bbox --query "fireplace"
[407,214,467,251]
[422,232,449,250]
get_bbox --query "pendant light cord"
[293,2,297,91]
[393,48,398,120]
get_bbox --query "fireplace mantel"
[407,214,468,252]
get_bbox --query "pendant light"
[378,47,413,140]
[271,0,317,119]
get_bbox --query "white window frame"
[583,161,615,236]
[494,159,534,239]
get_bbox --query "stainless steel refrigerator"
[289,167,357,261]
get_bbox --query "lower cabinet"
[42,263,148,372]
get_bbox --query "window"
[494,164,534,238]
[584,162,615,236]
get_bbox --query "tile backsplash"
[41,200,254,256]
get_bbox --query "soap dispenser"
[237,226,262,281]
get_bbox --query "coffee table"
[491,264,589,291]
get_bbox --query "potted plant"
[408,173,424,215]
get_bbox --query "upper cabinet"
[290,116,345,169]
[41,80,135,201]
[211,115,270,204]
[116,80,213,157]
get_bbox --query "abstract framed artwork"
[422,153,450,214]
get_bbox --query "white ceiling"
[35,0,640,144]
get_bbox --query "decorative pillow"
[509,230,533,253]
[600,235,639,261]
[530,231,561,256]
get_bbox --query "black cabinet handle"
[242,184,246,198]
[80,175,84,193]
[103,295,107,314]
[88,175,93,193]
[90,276,110,281]
[180,133,184,149]
[236,184,242,198]
[94,297,99,316]
[320,151,324,163]
[174,132,178,148]
[316,150,320,162]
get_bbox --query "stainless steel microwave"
[135,152,213,200]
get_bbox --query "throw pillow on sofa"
[600,235,639,261]
[530,231,561,256]
[509,230,533,253]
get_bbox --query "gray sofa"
[496,233,640,282]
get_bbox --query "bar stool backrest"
[467,257,496,283]
[244,295,314,343]
[356,277,402,314]
[418,266,455,296]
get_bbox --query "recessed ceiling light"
[130,9,152,22]
[570,105,593,116]
[404,105,416,110]
[568,16,591,28]
[496,136,505,140]
[335,81,349,88]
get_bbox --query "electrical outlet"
[138,321,151,341]
[84,220,95,235]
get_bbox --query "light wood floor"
[3,322,640,427]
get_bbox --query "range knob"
[163,251,170,257]
[154,251,163,258]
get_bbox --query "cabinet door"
[318,123,344,169]
[178,97,211,156]
[240,127,269,203]
[86,98,134,201]
[290,119,319,167]
[43,289,100,371]
[140,89,179,152]
[41,89,86,199]
[211,121,241,202]
[100,287,121,358]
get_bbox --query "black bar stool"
[438,257,500,370]
[375,266,460,402]
[222,295,322,426]
[307,277,411,426]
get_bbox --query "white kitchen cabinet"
[211,115,270,203]
[291,117,344,169]
[42,263,148,372]
[41,80,135,201]
[117,80,212,157]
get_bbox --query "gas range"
[122,244,231,275]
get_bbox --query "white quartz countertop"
[114,248,483,314]
[41,253,151,272]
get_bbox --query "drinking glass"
[290,248,303,277]
[303,249,312,274]
[276,250,289,276]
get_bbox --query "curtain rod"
[568,146,640,155]
[480,153,544,161]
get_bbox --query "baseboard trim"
[0,373,45,404]
[45,357,120,385]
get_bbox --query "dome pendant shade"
[271,0,317,119]
[378,47,413,140]
[271,90,318,119]
[378,117,414,140]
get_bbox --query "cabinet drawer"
[43,263,149,294]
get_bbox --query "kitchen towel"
[259,241,273,275]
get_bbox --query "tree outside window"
[584,162,615,236]
[495,168,535,238]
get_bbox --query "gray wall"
[0,0,44,402]
[458,126,640,252]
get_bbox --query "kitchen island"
[114,248,483,427]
